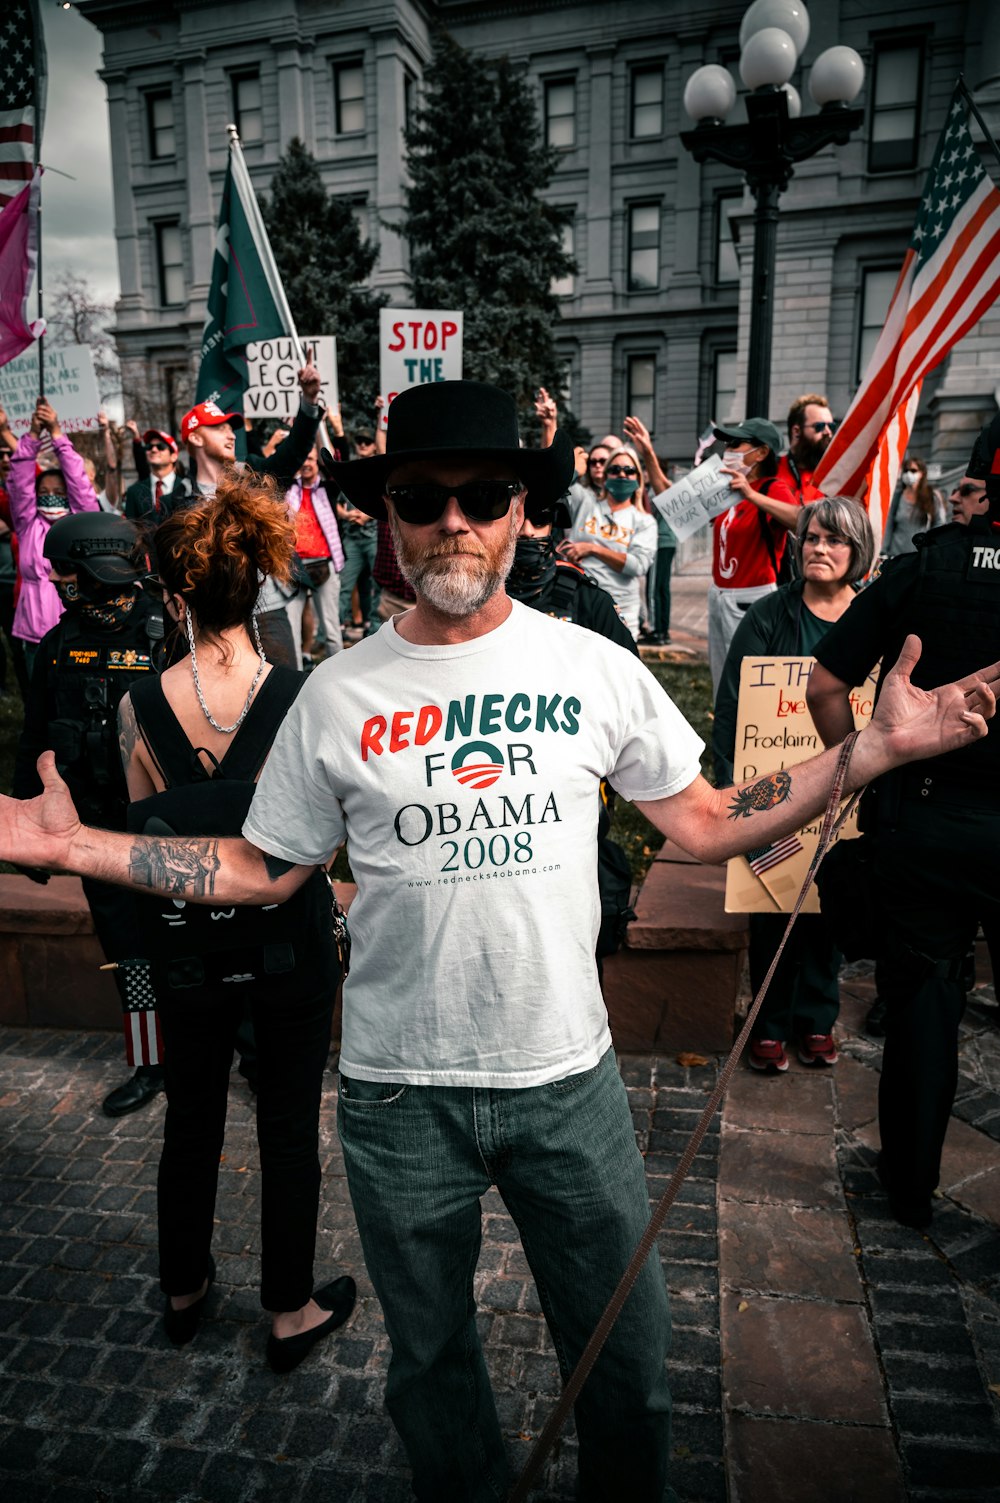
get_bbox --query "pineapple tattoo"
[727,770,792,820]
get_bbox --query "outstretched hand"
[0,754,81,874]
[861,635,998,775]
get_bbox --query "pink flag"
[0,167,44,368]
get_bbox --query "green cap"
[713,417,781,453]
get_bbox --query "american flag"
[0,0,46,209]
[815,89,1000,538]
[121,962,164,1068]
[745,834,803,878]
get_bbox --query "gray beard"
[388,509,520,617]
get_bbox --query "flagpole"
[33,13,44,400]
[225,125,333,453]
[958,75,1000,176]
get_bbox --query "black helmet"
[43,512,143,587]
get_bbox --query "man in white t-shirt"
[2,383,997,1503]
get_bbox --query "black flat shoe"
[266,1276,357,1374]
[163,1255,216,1345]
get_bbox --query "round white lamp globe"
[683,64,737,123]
[740,0,810,60]
[782,82,802,118]
[740,27,798,91]
[809,45,865,107]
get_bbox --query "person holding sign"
[713,498,876,1073]
[708,418,800,694]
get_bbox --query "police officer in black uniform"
[806,417,1000,1229]
[13,512,167,1117]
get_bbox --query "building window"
[544,79,575,149]
[551,220,575,298]
[716,194,741,284]
[857,267,898,380]
[869,42,921,172]
[631,67,663,139]
[627,355,656,431]
[627,204,660,291]
[146,91,175,160]
[712,350,738,423]
[232,71,263,146]
[403,70,416,132]
[334,61,365,135]
[155,223,184,307]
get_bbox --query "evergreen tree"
[260,138,387,433]
[401,31,586,444]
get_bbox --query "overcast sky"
[41,5,119,310]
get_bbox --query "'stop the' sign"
[378,308,464,429]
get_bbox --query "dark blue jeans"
[338,1047,673,1502]
[339,524,380,628]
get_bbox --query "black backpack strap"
[215,666,305,782]
[755,478,781,577]
[129,676,205,788]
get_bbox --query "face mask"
[79,589,139,630]
[55,579,80,607]
[605,477,639,502]
[722,450,749,474]
[37,493,69,519]
[902,470,919,487]
[506,536,557,603]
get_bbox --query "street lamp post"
[681,0,866,419]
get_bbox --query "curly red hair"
[154,472,296,635]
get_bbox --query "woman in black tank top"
[117,474,355,1370]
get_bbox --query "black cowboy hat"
[318,380,575,521]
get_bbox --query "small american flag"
[815,87,1000,538]
[121,962,164,1068]
[745,835,803,877]
[0,0,46,209]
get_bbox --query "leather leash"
[507,731,864,1503]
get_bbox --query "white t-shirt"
[243,600,704,1088]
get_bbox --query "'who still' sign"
[378,309,463,429]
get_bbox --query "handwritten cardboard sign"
[650,454,735,543]
[243,335,337,420]
[378,308,463,429]
[724,654,879,914]
[0,343,101,434]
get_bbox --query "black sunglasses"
[804,421,836,434]
[606,465,639,478]
[385,480,524,525]
[144,441,170,452]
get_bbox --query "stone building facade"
[78,0,999,470]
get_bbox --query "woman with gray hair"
[712,495,875,1072]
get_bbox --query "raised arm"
[637,636,998,865]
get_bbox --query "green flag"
[196,148,286,412]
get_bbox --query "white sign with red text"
[378,309,463,429]
[0,343,101,434]
[243,336,337,420]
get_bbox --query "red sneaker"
[798,1034,839,1067]
[748,1038,789,1073]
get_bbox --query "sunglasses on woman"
[385,480,524,525]
[606,465,639,478]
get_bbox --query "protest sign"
[378,309,463,429]
[724,655,879,915]
[0,343,101,434]
[650,454,735,543]
[243,336,337,419]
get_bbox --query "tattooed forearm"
[128,838,221,895]
[727,769,792,820]
[263,852,296,883]
[117,696,138,773]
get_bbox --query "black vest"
[882,520,1000,782]
[47,597,158,826]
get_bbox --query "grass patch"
[610,659,715,884]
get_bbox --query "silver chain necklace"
[186,609,268,735]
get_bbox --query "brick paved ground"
[0,962,997,1502]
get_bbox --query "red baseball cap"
[180,401,244,445]
[142,429,178,454]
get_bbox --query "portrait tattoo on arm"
[727,769,792,821]
[128,838,221,896]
